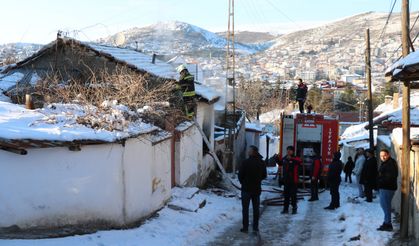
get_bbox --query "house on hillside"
[0,37,221,231]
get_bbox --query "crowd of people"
[238,145,399,234]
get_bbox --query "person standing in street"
[344,156,355,183]
[353,148,366,198]
[279,146,301,214]
[360,149,378,202]
[325,152,343,210]
[296,79,308,114]
[238,145,267,233]
[309,153,322,201]
[377,149,398,231]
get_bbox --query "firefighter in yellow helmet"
[176,64,196,119]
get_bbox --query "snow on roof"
[374,91,419,113]
[385,50,419,75]
[374,102,393,113]
[0,101,158,143]
[259,109,283,124]
[245,122,264,132]
[391,127,419,146]
[195,83,220,102]
[0,72,24,91]
[85,42,178,80]
[342,103,419,140]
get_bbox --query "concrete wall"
[0,134,172,229]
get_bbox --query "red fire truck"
[279,113,339,184]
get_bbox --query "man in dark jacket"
[296,79,308,113]
[279,146,301,214]
[325,152,343,210]
[309,153,322,201]
[344,156,354,183]
[176,64,196,119]
[360,149,378,202]
[377,149,398,231]
[238,145,267,233]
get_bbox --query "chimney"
[384,95,393,105]
[151,54,156,64]
[25,94,34,110]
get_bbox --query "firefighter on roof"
[176,64,196,119]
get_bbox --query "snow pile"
[0,189,241,246]
[0,101,158,142]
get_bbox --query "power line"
[264,0,303,29]
[385,11,419,64]
[374,0,397,49]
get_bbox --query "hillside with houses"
[2,1,419,245]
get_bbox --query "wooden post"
[400,0,411,239]
[365,29,374,150]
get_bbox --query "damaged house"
[0,37,220,231]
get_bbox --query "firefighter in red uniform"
[309,153,322,201]
[279,146,301,214]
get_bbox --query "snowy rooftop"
[0,101,159,144]
[341,102,419,141]
[245,122,265,132]
[85,43,179,80]
[385,50,419,81]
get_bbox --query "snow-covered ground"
[0,173,396,246]
[0,188,242,246]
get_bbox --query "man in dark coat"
[176,64,196,119]
[325,152,343,210]
[309,153,322,201]
[238,145,267,233]
[360,149,378,202]
[344,156,354,183]
[278,146,301,214]
[296,78,308,113]
[377,149,398,231]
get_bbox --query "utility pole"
[400,0,411,239]
[224,0,236,172]
[365,29,374,150]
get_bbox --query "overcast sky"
[0,0,406,44]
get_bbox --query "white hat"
[176,64,187,73]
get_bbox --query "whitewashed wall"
[175,124,203,186]
[0,135,172,229]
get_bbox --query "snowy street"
[208,180,395,246]
[0,175,396,246]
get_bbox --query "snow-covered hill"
[99,20,265,56]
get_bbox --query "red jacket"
[312,158,322,179]
[280,155,301,184]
